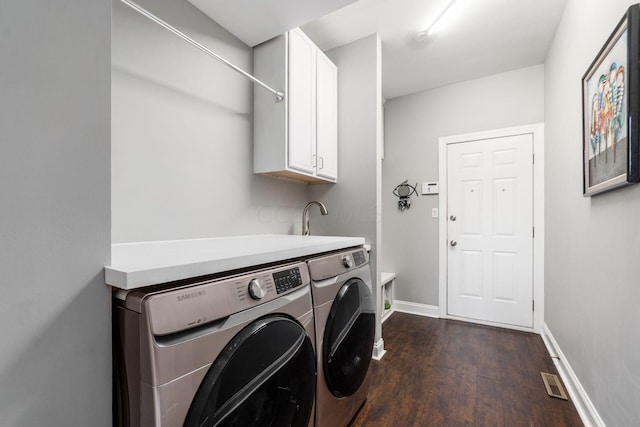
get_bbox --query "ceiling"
[187,0,359,47]
[189,0,567,100]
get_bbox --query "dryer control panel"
[307,247,369,282]
[352,250,366,266]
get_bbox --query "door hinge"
[532,300,535,312]
[532,226,535,238]
[533,153,535,164]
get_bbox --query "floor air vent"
[540,372,568,400]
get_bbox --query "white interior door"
[446,134,533,328]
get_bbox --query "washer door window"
[323,278,375,397]
[184,315,316,427]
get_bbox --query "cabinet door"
[288,29,316,175]
[316,50,338,181]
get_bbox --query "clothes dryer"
[113,261,316,427]
[306,247,375,427]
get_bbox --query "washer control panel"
[144,262,311,336]
[273,267,303,294]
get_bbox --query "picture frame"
[582,4,640,196]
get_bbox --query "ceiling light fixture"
[413,0,459,43]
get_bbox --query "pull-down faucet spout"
[302,201,328,236]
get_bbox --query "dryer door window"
[323,278,375,398]
[184,315,316,427]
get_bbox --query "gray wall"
[545,0,640,424]
[0,1,112,426]
[112,0,308,243]
[309,34,383,338]
[383,65,544,305]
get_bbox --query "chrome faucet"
[302,201,328,236]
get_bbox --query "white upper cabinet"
[254,28,338,184]
[315,49,338,181]
[287,30,316,175]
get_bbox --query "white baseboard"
[372,338,386,361]
[541,323,606,427]
[393,300,439,318]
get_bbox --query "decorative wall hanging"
[582,4,640,196]
[392,180,419,211]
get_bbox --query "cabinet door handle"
[319,156,324,169]
[312,154,317,168]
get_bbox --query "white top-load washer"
[306,247,375,427]
[113,261,316,427]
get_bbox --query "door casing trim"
[437,123,545,333]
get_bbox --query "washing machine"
[113,261,317,427]
[306,247,376,427]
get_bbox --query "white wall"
[112,0,308,243]
[545,0,640,424]
[0,1,112,425]
[309,34,383,341]
[383,65,544,305]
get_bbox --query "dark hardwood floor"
[350,313,583,427]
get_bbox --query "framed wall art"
[582,4,640,196]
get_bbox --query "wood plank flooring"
[349,313,583,427]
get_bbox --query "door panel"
[493,252,515,300]
[315,49,338,180]
[461,180,482,234]
[323,278,375,398]
[494,178,516,234]
[447,133,533,328]
[460,250,482,297]
[184,315,315,427]
[288,29,316,174]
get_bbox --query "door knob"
[450,215,457,221]
[450,240,457,247]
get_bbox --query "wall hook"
[393,180,419,211]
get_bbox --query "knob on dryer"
[248,278,267,300]
[342,255,354,268]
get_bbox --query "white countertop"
[105,234,365,290]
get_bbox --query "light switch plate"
[431,208,439,218]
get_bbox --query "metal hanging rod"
[120,0,285,101]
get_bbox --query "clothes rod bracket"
[121,0,285,102]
